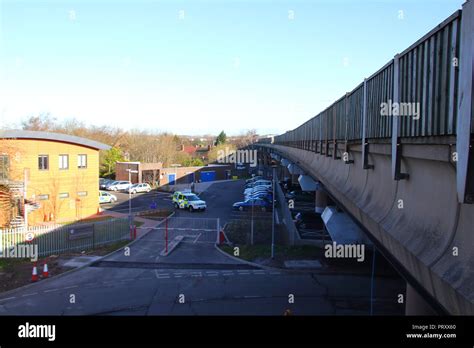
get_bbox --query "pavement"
[0,180,405,315]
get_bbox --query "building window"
[0,155,9,180]
[38,194,49,200]
[59,192,69,199]
[38,155,49,170]
[78,154,87,169]
[59,154,69,170]
[77,191,87,197]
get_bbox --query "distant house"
[0,130,110,227]
[179,144,212,160]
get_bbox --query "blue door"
[168,174,176,185]
[200,171,216,182]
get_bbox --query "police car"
[172,191,207,212]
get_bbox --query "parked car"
[126,183,151,194]
[99,178,114,190]
[285,190,315,202]
[245,176,262,184]
[99,191,117,204]
[232,198,272,212]
[244,180,272,189]
[245,192,273,201]
[172,191,207,212]
[244,184,272,195]
[106,180,131,191]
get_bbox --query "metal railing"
[0,218,130,257]
[272,10,462,147]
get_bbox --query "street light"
[271,160,278,259]
[126,168,139,227]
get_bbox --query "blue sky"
[0,0,465,135]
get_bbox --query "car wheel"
[174,202,179,209]
[238,206,244,212]
[189,206,194,212]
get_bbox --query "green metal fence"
[0,218,130,257]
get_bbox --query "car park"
[244,180,272,189]
[172,191,207,212]
[244,184,272,195]
[126,183,151,194]
[232,198,272,212]
[99,178,114,190]
[245,176,263,184]
[106,180,132,191]
[99,191,117,204]
[245,192,273,201]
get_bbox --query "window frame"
[77,154,87,169]
[38,155,49,171]
[59,154,69,170]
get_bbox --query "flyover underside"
[260,143,474,315]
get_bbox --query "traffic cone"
[219,230,225,245]
[31,263,38,282]
[42,262,49,278]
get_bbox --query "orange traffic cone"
[219,230,225,245]
[31,263,38,282]
[42,262,49,278]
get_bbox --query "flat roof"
[0,130,111,151]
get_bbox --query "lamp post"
[271,161,277,259]
[127,168,139,227]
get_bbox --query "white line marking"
[63,285,78,290]
[237,270,250,274]
[22,292,38,297]
[44,288,61,293]
[0,296,16,302]
[193,233,202,243]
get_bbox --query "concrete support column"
[315,189,327,214]
[405,283,437,315]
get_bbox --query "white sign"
[25,232,35,242]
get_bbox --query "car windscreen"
[185,195,200,201]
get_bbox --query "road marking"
[253,270,266,274]
[22,292,38,297]
[193,233,202,243]
[63,285,78,290]
[0,296,16,302]
[44,288,61,293]
[244,295,260,299]
[237,270,250,275]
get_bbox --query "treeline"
[15,114,258,178]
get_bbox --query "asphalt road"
[0,180,404,315]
